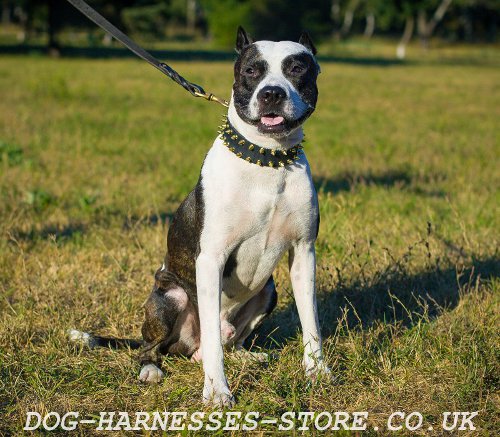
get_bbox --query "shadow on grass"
[253,255,500,349]
[0,44,403,66]
[10,222,87,243]
[314,169,446,197]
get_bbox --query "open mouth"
[260,114,285,126]
[258,113,288,134]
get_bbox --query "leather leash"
[66,0,229,108]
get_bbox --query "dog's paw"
[138,364,165,384]
[203,383,235,408]
[305,360,332,382]
[67,329,96,349]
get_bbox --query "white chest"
[199,139,318,305]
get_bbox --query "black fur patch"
[281,52,319,111]
[165,174,205,303]
[233,44,269,124]
[223,250,238,278]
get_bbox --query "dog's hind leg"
[139,268,199,383]
[229,276,278,355]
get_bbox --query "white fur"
[195,40,328,406]
[139,364,165,383]
[67,329,93,347]
[248,41,311,123]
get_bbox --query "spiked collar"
[218,116,303,168]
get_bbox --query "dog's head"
[231,26,319,139]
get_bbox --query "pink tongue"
[261,116,284,126]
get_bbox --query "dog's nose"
[257,86,286,106]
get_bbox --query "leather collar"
[218,116,303,168]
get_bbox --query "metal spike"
[256,160,262,166]
[236,152,242,158]
[231,135,238,140]
[268,161,274,167]
[259,148,265,155]
[225,129,233,134]
[282,150,287,156]
[279,161,285,167]
[248,144,255,151]
[229,147,235,152]
[287,159,293,164]
[223,141,229,147]
[238,140,246,145]
[246,157,252,163]
[294,155,300,160]
[271,149,276,156]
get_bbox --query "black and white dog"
[71,27,329,407]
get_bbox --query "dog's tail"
[67,329,142,350]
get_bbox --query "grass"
[0,46,499,435]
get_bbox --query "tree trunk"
[331,0,341,39]
[396,15,415,60]
[340,0,360,38]
[427,0,453,36]
[364,13,375,39]
[47,0,60,56]
[421,0,453,47]
[186,0,196,33]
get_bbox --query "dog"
[70,26,329,407]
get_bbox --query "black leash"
[66,0,228,107]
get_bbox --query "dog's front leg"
[289,242,330,379]
[196,252,235,407]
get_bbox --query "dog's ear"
[236,26,253,54]
[299,31,317,55]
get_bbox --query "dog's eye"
[291,64,305,74]
[244,67,256,76]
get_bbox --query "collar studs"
[248,144,255,151]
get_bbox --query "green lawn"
[0,48,499,435]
